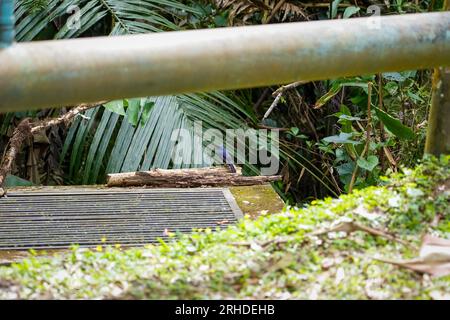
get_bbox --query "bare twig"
[230,237,290,248]
[31,101,106,134]
[262,93,283,121]
[264,0,286,24]
[301,2,354,8]
[309,221,417,250]
[257,124,290,131]
[262,81,308,121]
[376,74,386,169]
[273,81,307,97]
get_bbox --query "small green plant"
[315,71,430,192]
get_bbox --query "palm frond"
[15,0,201,40]
[214,0,308,25]
[62,93,255,183]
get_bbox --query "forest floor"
[0,156,449,299]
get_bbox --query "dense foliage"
[0,0,445,202]
[0,156,448,299]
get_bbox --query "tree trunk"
[425,1,450,156]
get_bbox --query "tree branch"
[262,81,308,121]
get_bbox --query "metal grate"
[0,188,243,250]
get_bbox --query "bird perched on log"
[217,145,236,173]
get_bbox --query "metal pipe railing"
[0,12,449,112]
[0,0,15,48]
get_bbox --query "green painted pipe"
[0,12,449,112]
[0,0,15,48]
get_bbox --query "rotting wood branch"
[31,101,106,133]
[106,167,281,188]
[0,101,105,196]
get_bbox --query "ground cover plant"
[0,156,448,299]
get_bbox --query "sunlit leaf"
[104,100,125,116]
[127,98,140,127]
[323,133,361,145]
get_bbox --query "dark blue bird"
[217,145,236,173]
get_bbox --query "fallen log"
[106,167,281,188]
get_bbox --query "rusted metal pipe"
[0,12,449,112]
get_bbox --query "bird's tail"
[227,164,236,173]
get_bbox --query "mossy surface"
[230,185,284,218]
[0,156,449,299]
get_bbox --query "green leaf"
[407,91,424,103]
[330,0,342,18]
[357,155,379,171]
[290,127,299,136]
[104,100,125,116]
[338,114,361,122]
[82,109,113,184]
[68,108,99,177]
[384,82,398,95]
[60,115,81,163]
[126,98,140,127]
[141,100,155,126]
[4,174,34,187]
[213,15,227,27]
[350,94,366,105]
[343,6,360,18]
[375,107,415,140]
[315,84,341,109]
[323,132,361,145]
[401,70,417,78]
[15,0,204,41]
[336,105,353,133]
[89,112,120,183]
[315,81,368,108]
[382,72,407,82]
[336,162,355,186]
[382,71,416,82]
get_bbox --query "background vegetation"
[0,1,448,301]
[0,0,446,203]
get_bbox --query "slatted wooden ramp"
[0,188,243,250]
